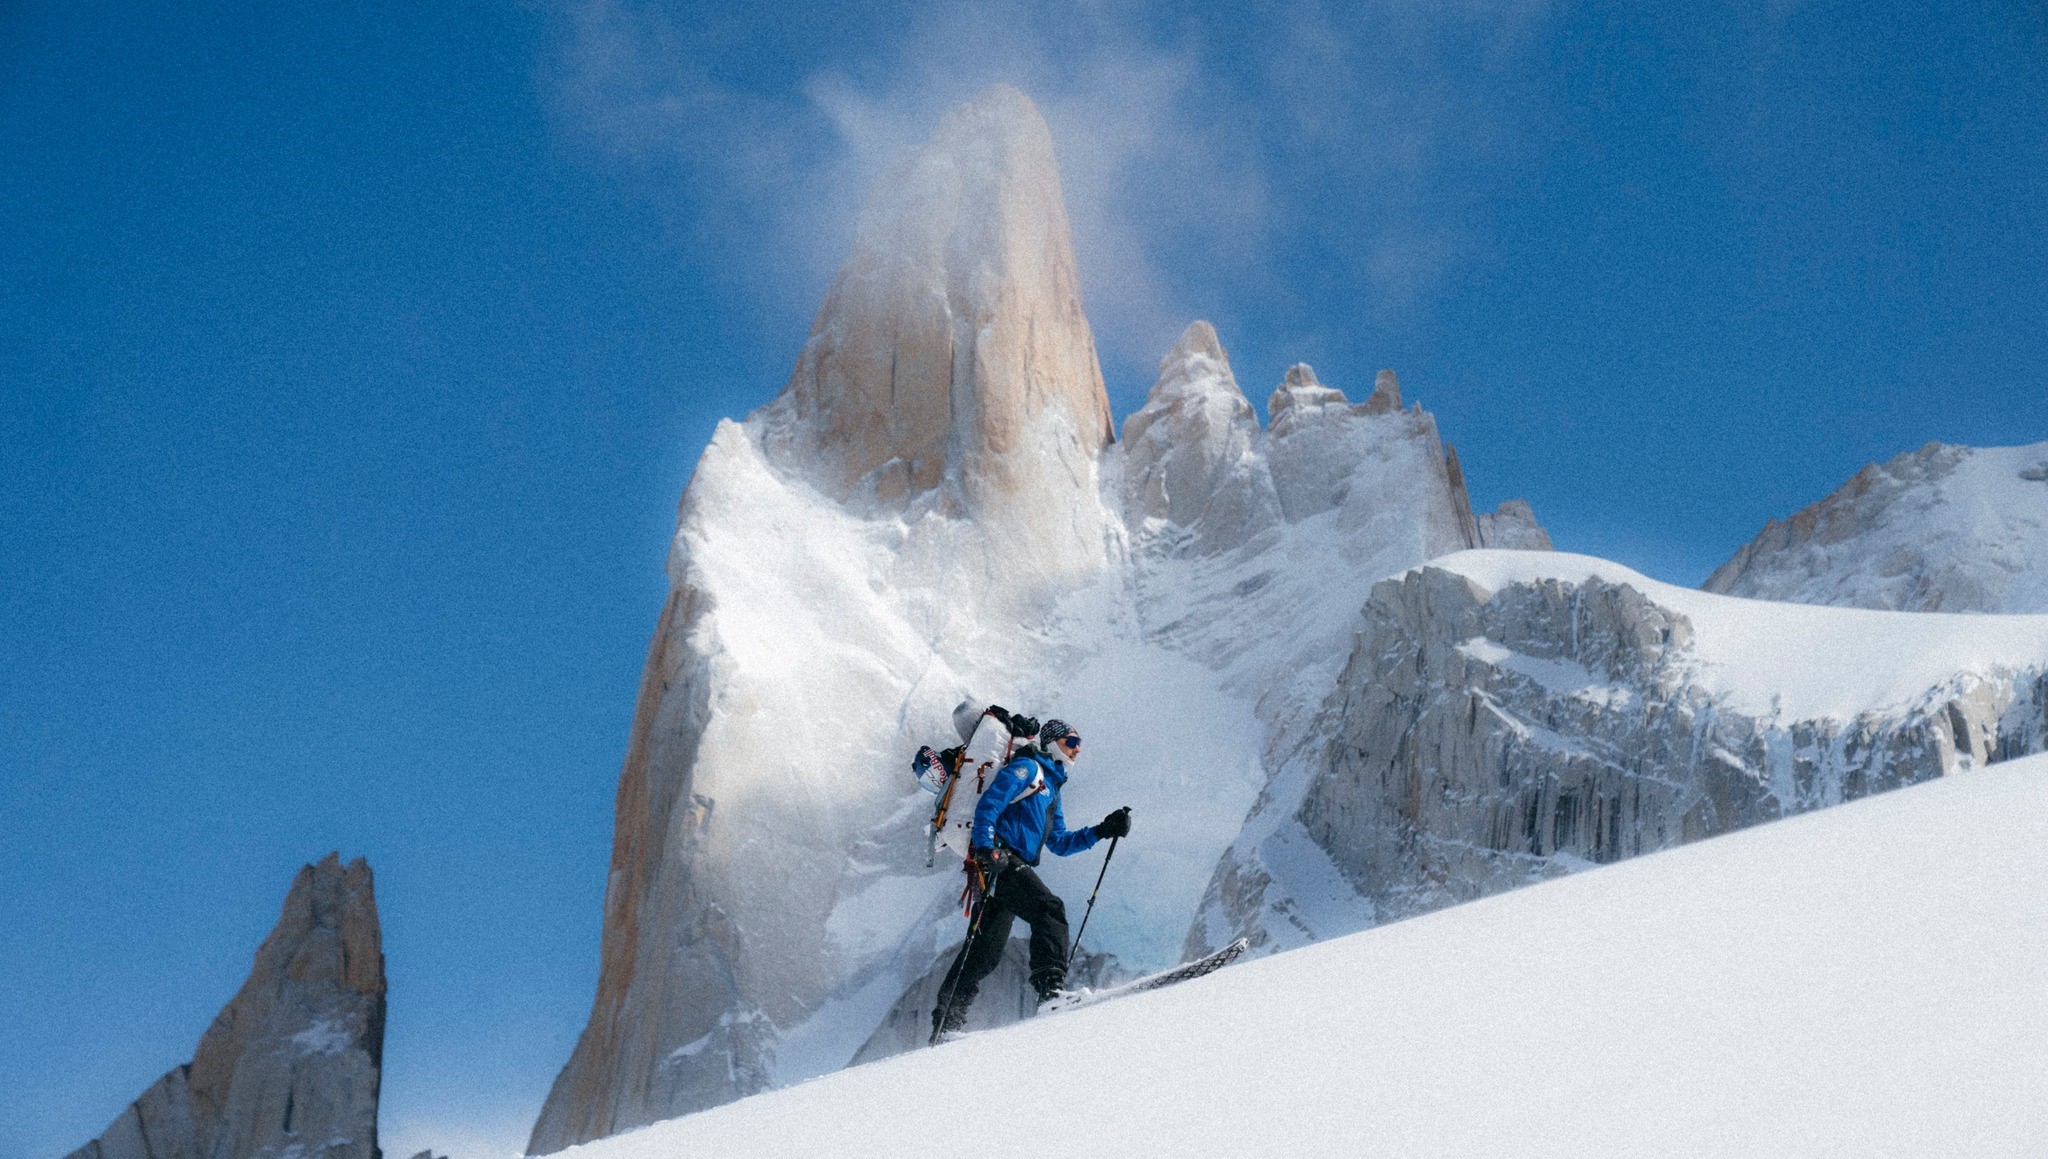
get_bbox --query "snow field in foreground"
[559,755,2048,1158]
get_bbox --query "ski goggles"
[1055,733,1082,752]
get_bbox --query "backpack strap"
[1014,765,1048,804]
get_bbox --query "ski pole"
[929,861,999,1046]
[1068,835,1119,959]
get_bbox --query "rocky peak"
[1266,364,1349,434]
[1364,369,1403,414]
[1118,321,1281,555]
[67,854,385,1159]
[1163,317,1220,368]
[1132,321,1241,416]
[528,87,1112,1157]
[755,84,1112,534]
[1479,498,1554,550]
[1161,318,1228,371]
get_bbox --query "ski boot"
[929,999,968,1044]
[1031,970,1073,1010]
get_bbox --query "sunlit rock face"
[65,855,385,1159]
[1705,440,2048,613]
[1187,552,2048,956]
[753,82,1114,588]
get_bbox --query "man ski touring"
[930,718,1131,1041]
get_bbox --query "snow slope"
[553,754,2048,1158]
[1706,440,2048,613]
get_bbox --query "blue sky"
[3,2,2044,1157]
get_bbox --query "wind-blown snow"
[1431,549,2048,721]
[552,755,2048,1158]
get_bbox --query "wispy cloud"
[538,0,1553,381]
[541,0,1269,374]
[1251,1,1556,330]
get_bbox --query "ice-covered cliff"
[1705,440,2048,613]
[1189,551,2048,954]
[530,86,1544,1152]
[65,855,385,1159]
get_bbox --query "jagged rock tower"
[65,855,385,1159]
[752,82,1115,587]
[528,84,1117,1153]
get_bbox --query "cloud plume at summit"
[537,0,1555,381]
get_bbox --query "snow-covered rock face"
[1477,498,1553,550]
[1116,321,1281,557]
[1116,342,1518,770]
[66,855,385,1159]
[1189,551,2048,953]
[1705,440,2048,613]
[531,89,1551,1153]
[1263,364,1480,549]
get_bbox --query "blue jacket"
[971,751,1100,866]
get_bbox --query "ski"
[1041,938,1250,1014]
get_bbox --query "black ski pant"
[936,859,1069,1019]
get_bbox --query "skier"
[930,718,1131,1041]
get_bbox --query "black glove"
[1095,807,1131,840]
[970,847,1005,874]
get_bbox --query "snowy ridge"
[1706,439,2048,613]
[1438,550,2048,720]
[550,756,2048,1158]
[1192,549,2048,953]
